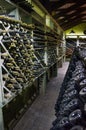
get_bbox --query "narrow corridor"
[14,62,69,130]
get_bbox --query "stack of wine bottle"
[32,26,59,68]
[32,25,46,76]
[45,31,58,66]
[47,46,57,66]
[50,47,86,130]
[0,17,44,103]
[0,16,62,105]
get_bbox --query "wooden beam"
[54,7,86,21]
[58,13,86,26]
[52,1,86,18]
[63,21,82,30]
[61,20,83,30]
[51,0,77,10]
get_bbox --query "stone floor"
[13,62,69,130]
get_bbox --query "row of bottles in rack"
[0,17,44,104]
[51,47,86,130]
[0,16,61,104]
[32,25,59,67]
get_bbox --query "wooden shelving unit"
[0,0,64,130]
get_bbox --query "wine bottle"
[16,78,24,83]
[4,92,12,99]
[10,24,14,30]
[2,39,11,45]
[1,53,8,59]
[79,87,86,103]
[3,35,10,40]
[55,117,70,130]
[79,79,86,88]
[5,62,14,69]
[69,109,82,125]
[9,42,16,49]
[6,83,14,89]
[14,83,21,89]
[3,74,8,81]
[9,78,16,84]
[74,73,85,82]
[3,22,9,27]
[11,71,19,77]
[70,125,84,130]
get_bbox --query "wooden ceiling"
[39,0,86,30]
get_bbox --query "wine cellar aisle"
[13,62,69,130]
[0,1,65,130]
[1,0,86,130]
